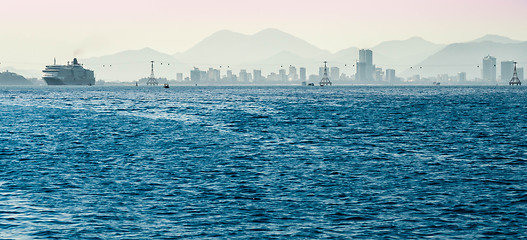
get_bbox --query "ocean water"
[0,86,526,239]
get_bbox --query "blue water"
[1,86,526,239]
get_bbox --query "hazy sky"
[1,0,527,69]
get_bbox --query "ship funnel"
[73,58,78,65]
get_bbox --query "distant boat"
[42,58,95,85]
[163,83,169,88]
[433,82,440,86]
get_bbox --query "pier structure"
[146,61,158,86]
[319,61,332,86]
[509,62,521,86]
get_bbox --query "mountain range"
[174,29,330,65]
[410,40,527,81]
[8,29,521,83]
[81,48,186,83]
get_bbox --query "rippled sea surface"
[1,86,526,239]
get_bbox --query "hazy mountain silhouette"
[0,66,40,79]
[83,48,186,82]
[75,31,526,83]
[174,28,331,65]
[0,71,33,85]
[408,41,527,80]
[470,34,521,44]
[371,37,445,73]
[250,51,317,65]
[329,47,360,64]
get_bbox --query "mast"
[319,61,332,86]
[146,60,158,86]
[509,61,521,86]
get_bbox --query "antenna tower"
[509,61,521,86]
[146,61,158,86]
[319,61,332,86]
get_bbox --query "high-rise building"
[176,73,183,81]
[356,62,367,82]
[356,49,374,82]
[288,66,298,81]
[375,68,384,82]
[359,49,373,66]
[518,67,524,82]
[239,69,248,82]
[482,55,496,83]
[330,67,340,81]
[458,72,467,82]
[253,69,262,82]
[225,69,236,82]
[279,69,287,82]
[190,67,201,82]
[385,69,396,82]
[501,61,515,83]
[200,71,207,81]
[207,68,220,82]
[299,67,306,81]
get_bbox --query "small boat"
[163,83,169,88]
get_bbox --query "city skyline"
[131,49,525,86]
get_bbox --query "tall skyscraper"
[356,62,367,82]
[501,61,515,83]
[299,67,306,81]
[359,49,373,66]
[385,69,396,82]
[357,49,374,82]
[482,55,496,83]
[518,67,524,82]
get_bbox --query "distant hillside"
[408,41,527,80]
[0,67,41,79]
[329,47,360,64]
[471,34,522,44]
[82,48,187,82]
[174,28,331,66]
[0,71,33,85]
[371,37,445,72]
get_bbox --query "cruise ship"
[42,58,95,85]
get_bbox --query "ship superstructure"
[42,58,95,85]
